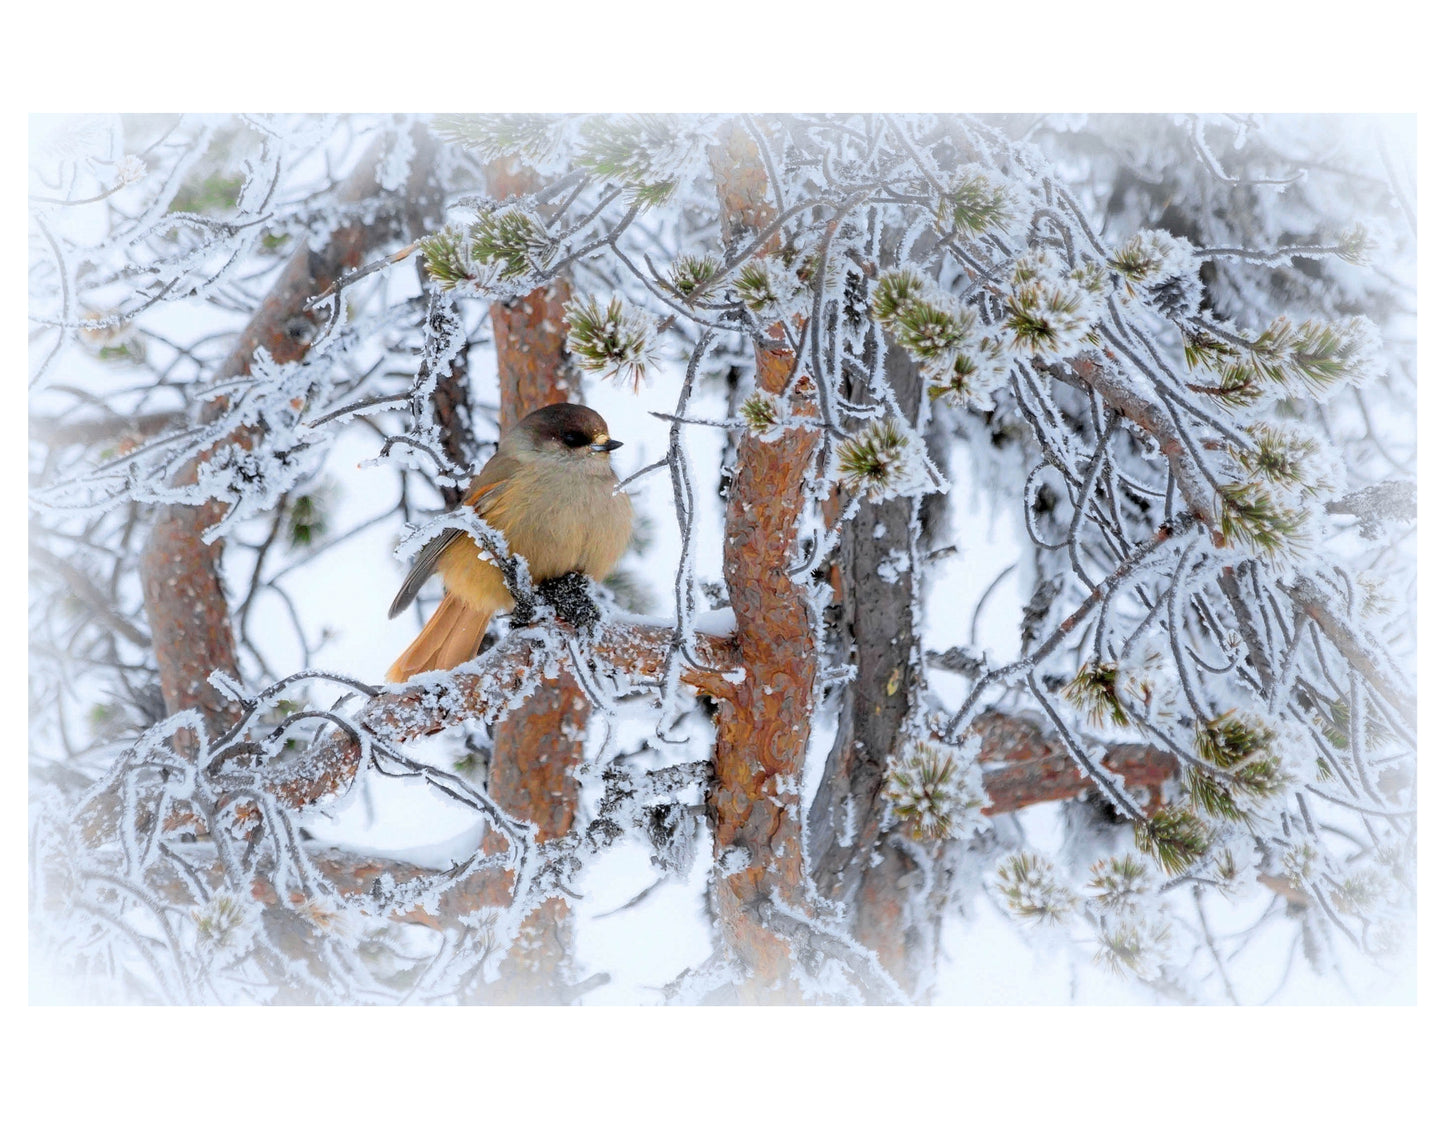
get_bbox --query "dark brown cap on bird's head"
[516,402,623,453]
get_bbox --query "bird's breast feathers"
[470,460,632,580]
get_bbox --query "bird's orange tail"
[385,591,493,684]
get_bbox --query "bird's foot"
[537,571,601,632]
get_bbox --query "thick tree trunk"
[705,122,823,1001]
[806,340,937,997]
[474,157,589,1003]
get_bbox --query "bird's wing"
[387,459,518,619]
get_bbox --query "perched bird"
[385,402,633,683]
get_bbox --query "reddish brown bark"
[467,156,592,1000]
[484,158,579,433]
[705,122,823,1001]
[253,623,740,813]
[969,709,1174,815]
[491,278,577,434]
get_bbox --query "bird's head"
[505,402,623,474]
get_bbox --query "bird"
[385,402,633,684]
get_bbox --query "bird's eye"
[561,430,588,448]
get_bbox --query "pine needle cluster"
[836,416,925,502]
[1093,917,1172,979]
[418,228,476,291]
[668,253,722,299]
[1186,711,1287,821]
[1108,229,1200,316]
[883,740,982,842]
[420,206,558,290]
[872,269,972,359]
[1133,804,1211,876]
[1230,423,1323,494]
[1280,841,1319,890]
[1216,479,1306,557]
[429,113,564,165]
[564,295,656,389]
[870,269,928,324]
[926,345,1011,409]
[1183,316,1382,405]
[995,852,1078,924]
[1215,419,1327,557]
[1330,868,1387,917]
[1334,221,1379,266]
[1063,657,1169,729]
[1315,694,1389,755]
[1002,251,1106,359]
[191,894,255,958]
[894,299,972,359]
[732,246,829,321]
[286,491,328,548]
[739,390,782,436]
[871,269,1009,406]
[1064,660,1130,728]
[469,206,556,281]
[577,114,704,208]
[1087,853,1152,913]
[1251,317,1377,390]
[931,166,1015,236]
[734,259,790,315]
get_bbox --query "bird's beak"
[590,438,624,453]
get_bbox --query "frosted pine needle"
[1134,805,1211,876]
[995,852,1078,924]
[1087,854,1152,913]
[565,295,657,390]
[836,416,934,502]
[884,740,983,842]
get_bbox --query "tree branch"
[139,133,401,740]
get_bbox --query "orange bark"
[470,156,592,1000]
[706,122,823,1000]
[252,623,739,820]
[971,709,1174,815]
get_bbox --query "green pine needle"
[995,852,1078,923]
[892,299,970,360]
[669,254,722,298]
[1087,854,1151,912]
[430,113,562,164]
[884,742,980,842]
[578,114,686,207]
[933,169,1014,235]
[1064,661,1131,728]
[1217,480,1306,556]
[739,390,782,435]
[837,416,915,501]
[1231,424,1320,492]
[871,269,928,325]
[734,260,781,313]
[1134,805,1211,876]
[286,492,327,549]
[565,295,655,389]
[419,229,475,290]
[469,207,555,281]
[1002,284,1084,354]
